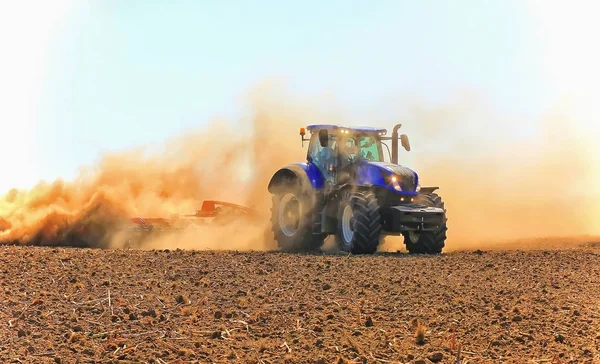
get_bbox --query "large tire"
[404,192,448,254]
[335,191,382,254]
[270,183,325,252]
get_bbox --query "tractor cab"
[300,124,408,184]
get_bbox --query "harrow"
[122,200,262,247]
[128,200,261,231]
[0,200,262,247]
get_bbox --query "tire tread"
[405,192,447,254]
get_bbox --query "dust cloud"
[0,86,304,250]
[0,84,598,252]
[379,96,600,252]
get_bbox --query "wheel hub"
[341,205,355,245]
[278,193,300,237]
[408,231,420,244]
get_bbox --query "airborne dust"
[0,86,598,252]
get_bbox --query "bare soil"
[1,244,600,363]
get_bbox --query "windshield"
[341,134,382,162]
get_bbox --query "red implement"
[193,200,260,218]
[128,200,260,230]
[0,200,261,246]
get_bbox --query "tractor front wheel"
[270,185,324,252]
[403,192,448,254]
[335,191,382,254]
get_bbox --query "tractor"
[267,124,448,254]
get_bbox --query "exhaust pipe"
[391,124,402,164]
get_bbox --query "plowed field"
[1,244,600,363]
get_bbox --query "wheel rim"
[341,204,354,246]
[279,193,300,237]
[408,231,420,244]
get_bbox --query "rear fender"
[267,163,325,195]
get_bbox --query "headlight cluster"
[385,174,402,191]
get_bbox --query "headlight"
[379,170,403,191]
[385,174,402,191]
[416,184,421,192]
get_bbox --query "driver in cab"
[340,137,360,166]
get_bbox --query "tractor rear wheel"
[335,191,382,254]
[270,184,325,252]
[404,192,447,254]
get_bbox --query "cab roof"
[306,124,387,134]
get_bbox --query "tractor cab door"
[336,135,361,184]
[307,130,337,184]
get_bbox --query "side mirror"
[400,134,411,151]
[319,129,329,147]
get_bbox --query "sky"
[0,0,598,193]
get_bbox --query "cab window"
[358,136,381,161]
[308,132,337,182]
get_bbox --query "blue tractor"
[267,124,448,254]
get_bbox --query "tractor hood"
[359,160,419,193]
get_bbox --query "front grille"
[400,174,415,191]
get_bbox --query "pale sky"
[0,0,598,192]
